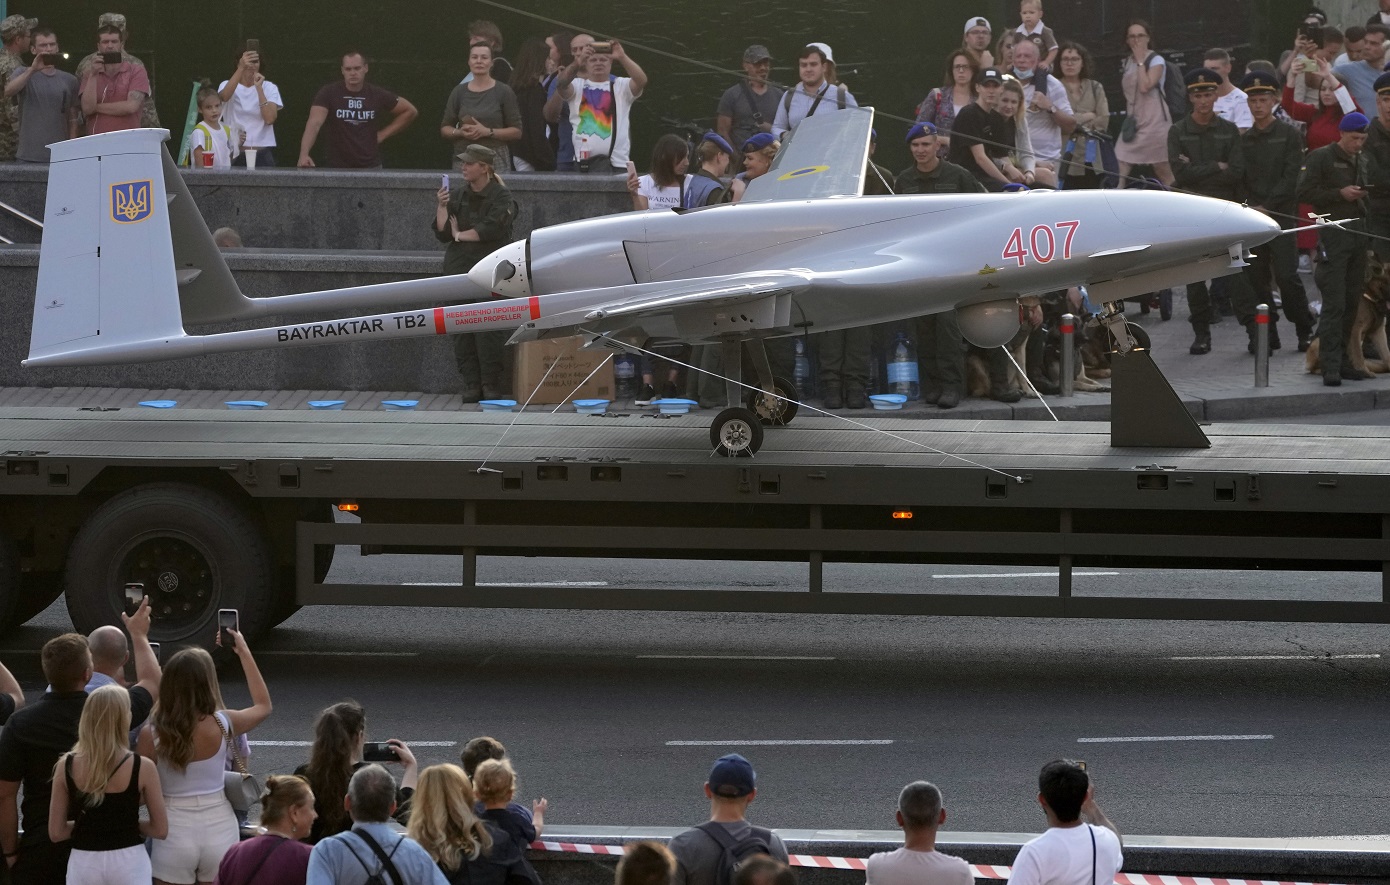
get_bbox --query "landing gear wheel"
[744,376,799,426]
[63,483,275,646]
[710,407,764,457]
[1108,322,1151,353]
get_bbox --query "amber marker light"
[337,502,360,512]
[891,510,913,519]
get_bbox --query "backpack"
[1145,52,1187,120]
[696,821,775,885]
[342,828,405,885]
[782,82,848,119]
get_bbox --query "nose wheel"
[745,376,799,425]
[710,407,763,457]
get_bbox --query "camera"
[362,742,400,762]
[590,41,612,54]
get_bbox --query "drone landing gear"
[710,339,799,456]
[1096,301,1210,449]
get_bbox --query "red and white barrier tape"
[530,840,1350,885]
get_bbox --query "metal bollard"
[1254,303,1269,388]
[1060,313,1075,397]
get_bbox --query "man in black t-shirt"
[948,67,1012,190]
[0,633,154,884]
[298,51,418,168]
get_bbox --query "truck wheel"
[64,484,274,645]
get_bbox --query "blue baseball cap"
[742,132,776,152]
[708,753,756,798]
[906,121,937,143]
[1340,111,1370,132]
[700,132,734,155]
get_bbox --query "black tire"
[744,376,799,426]
[63,484,275,645]
[710,407,764,457]
[270,503,337,628]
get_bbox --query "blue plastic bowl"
[138,400,177,409]
[656,398,698,415]
[869,394,908,411]
[224,400,268,410]
[479,399,518,411]
[572,398,609,414]
[308,400,347,410]
[382,400,418,410]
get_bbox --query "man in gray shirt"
[4,27,79,162]
[667,754,788,885]
[1334,23,1390,114]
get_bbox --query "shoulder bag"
[217,712,262,813]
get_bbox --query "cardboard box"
[512,336,615,405]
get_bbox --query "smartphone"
[123,583,145,617]
[245,39,260,53]
[1299,23,1324,48]
[101,51,122,65]
[148,642,161,663]
[441,174,449,190]
[1074,760,1087,771]
[38,53,60,67]
[590,41,612,54]
[1301,57,1320,73]
[362,741,400,762]
[217,608,239,648]
[626,160,637,177]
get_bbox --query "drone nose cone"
[1228,203,1282,247]
[467,239,531,297]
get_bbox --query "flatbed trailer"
[3,405,1390,644]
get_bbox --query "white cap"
[808,41,834,62]
[964,16,992,35]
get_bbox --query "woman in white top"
[217,45,283,166]
[137,634,271,885]
[998,78,1057,188]
[627,133,689,210]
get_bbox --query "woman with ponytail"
[296,700,418,843]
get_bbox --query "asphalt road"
[5,552,1389,842]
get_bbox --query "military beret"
[1340,112,1370,132]
[1185,68,1222,92]
[700,131,734,155]
[741,132,776,152]
[1240,71,1280,95]
[906,122,937,142]
[1376,72,1390,96]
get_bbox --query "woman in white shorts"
[49,684,168,884]
[137,632,271,885]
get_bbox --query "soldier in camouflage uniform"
[0,15,38,161]
[74,13,159,129]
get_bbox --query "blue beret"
[906,121,937,143]
[1239,71,1280,95]
[1340,111,1370,132]
[700,131,734,155]
[741,132,776,152]
[870,128,878,142]
[1376,72,1390,95]
[1184,68,1222,91]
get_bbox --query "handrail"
[0,200,42,231]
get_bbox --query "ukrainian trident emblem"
[111,180,152,224]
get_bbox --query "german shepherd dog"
[1306,251,1390,375]
[965,291,1112,398]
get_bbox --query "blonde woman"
[137,637,272,885]
[50,684,168,884]
[407,764,540,885]
[730,132,780,203]
[998,78,1057,187]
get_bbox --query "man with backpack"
[771,44,857,138]
[668,754,789,885]
[307,765,448,885]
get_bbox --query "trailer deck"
[3,406,1389,639]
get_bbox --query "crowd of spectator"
[0,615,1120,885]
[5,5,1390,398]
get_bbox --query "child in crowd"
[1015,0,1058,67]
[472,754,547,855]
[187,86,241,168]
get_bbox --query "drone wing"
[738,106,875,204]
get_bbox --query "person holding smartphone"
[218,40,283,167]
[4,26,81,163]
[136,632,272,884]
[295,701,419,844]
[78,23,149,135]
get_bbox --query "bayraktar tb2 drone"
[26,108,1279,454]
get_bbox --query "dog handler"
[1298,111,1371,386]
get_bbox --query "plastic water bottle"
[614,353,637,401]
[888,331,919,400]
[793,338,813,397]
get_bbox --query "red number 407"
[1002,220,1080,268]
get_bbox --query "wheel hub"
[118,537,215,633]
[156,571,179,593]
[720,420,754,451]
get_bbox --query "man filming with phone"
[3,27,80,163]
[79,22,148,134]
[555,38,647,172]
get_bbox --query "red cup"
[202,150,214,168]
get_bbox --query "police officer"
[896,122,987,409]
[1169,67,1256,355]
[1240,70,1316,353]
[1360,71,1390,262]
[1298,112,1371,386]
[433,144,518,402]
